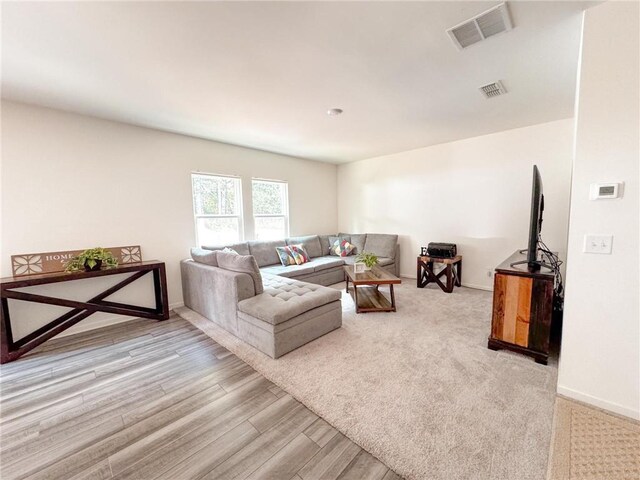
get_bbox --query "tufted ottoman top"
[237,274,341,325]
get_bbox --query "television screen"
[527,165,544,268]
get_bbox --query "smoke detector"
[447,2,513,50]
[479,81,507,98]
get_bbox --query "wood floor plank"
[109,377,274,475]
[304,418,339,447]
[0,394,84,437]
[21,384,226,480]
[67,459,113,480]
[219,367,261,392]
[158,355,246,393]
[0,316,392,480]
[112,391,277,480]
[201,404,318,480]
[382,469,402,480]
[154,421,260,480]
[246,432,321,480]
[298,432,362,480]
[2,416,124,479]
[40,385,166,436]
[268,384,288,398]
[336,449,389,480]
[1,371,97,420]
[248,393,302,433]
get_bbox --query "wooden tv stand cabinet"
[487,250,555,365]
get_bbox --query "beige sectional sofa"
[181,233,399,358]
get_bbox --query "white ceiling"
[1,1,589,163]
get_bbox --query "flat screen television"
[527,165,544,268]
[511,165,545,270]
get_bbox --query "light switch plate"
[584,234,613,254]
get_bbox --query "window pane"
[255,216,286,240]
[196,217,240,246]
[252,180,285,215]
[192,175,239,215]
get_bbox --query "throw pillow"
[331,239,355,257]
[276,244,310,266]
[289,244,310,265]
[276,246,297,266]
[328,235,351,256]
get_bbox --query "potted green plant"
[355,251,379,271]
[65,247,118,272]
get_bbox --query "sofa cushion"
[342,256,393,268]
[260,263,316,278]
[286,235,322,258]
[378,257,394,267]
[363,234,398,259]
[190,247,218,266]
[238,275,342,324]
[248,240,286,267]
[338,233,367,254]
[202,242,250,256]
[318,235,335,256]
[309,256,345,272]
[216,251,264,295]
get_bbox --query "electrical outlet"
[583,234,613,254]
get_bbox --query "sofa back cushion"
[201,242,250,256]
[363,234,398,259]
[318,235,335,256]
[216,251,264,294]
[190,247,218,266]
[286,235,322,258]
[338,233,367,255]
[248,240,286,267]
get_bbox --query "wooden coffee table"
[343,265,402,313]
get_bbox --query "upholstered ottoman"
[236,274,342,358]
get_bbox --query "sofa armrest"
[180,259,255,335]
[394,243,401,276]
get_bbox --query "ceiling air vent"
[479,81,507,98]
[447,2,513,50]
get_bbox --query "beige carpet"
[176,281,558,480]
[547,396,640,480]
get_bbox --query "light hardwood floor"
[0,315,400,480]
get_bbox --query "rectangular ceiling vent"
[479,81,507,98]
[447,2,513,50]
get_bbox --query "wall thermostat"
[589,182,622,200]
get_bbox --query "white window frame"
[191,172,244,246]
[252,178,290,240]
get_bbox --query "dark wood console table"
[488,251,555,365]
[0,261,169,364]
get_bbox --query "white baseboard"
[461,283,493,292]
[400,273,493,292]
[557,385,640,421]
[56,302,185,338]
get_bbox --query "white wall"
[557,2,640,420]
[337,119,574,289]
[1,101,338,339]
